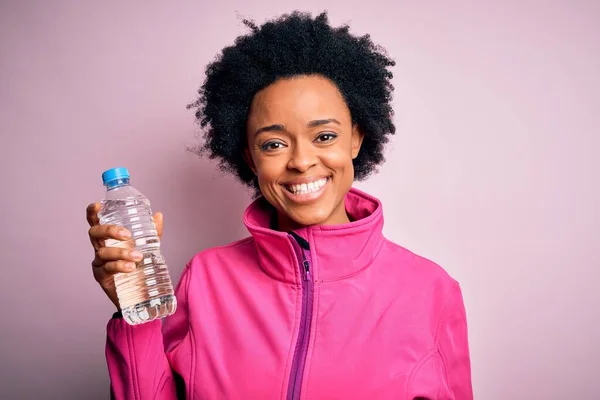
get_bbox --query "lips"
[284,177,328,195]
[281,177,330,204]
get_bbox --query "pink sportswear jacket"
[106,188,473,399]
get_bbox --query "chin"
[285,204,333,227]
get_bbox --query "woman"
[87,12,473,399]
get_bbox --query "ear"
[244,147,257,175]
[351,124,365,159]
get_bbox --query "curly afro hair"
[187,11,395,193]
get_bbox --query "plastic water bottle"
[98,167,176,325]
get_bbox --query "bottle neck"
[105,178,130,190]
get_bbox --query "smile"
[282,177,330,203]
[285,178,328,194]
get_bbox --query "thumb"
[153,212,164,238]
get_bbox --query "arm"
[407,282,473,399]
[105,265,191,400]
[437,282,473,399]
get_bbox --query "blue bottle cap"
[102,167,130,185]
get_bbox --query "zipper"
[286,232,314,400]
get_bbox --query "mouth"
[282,177,330,203]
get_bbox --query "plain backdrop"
[1,1,599,399]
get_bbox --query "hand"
[86,202,164,310]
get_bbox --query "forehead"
[247,75,351,128]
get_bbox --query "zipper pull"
[303,260,311,281]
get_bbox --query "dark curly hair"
[187,11,395,193]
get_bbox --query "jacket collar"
[243,188,385,284]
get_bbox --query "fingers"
[88,224,131,242]
[86,203,101,227]
[96,246,143,263]
[154,212,164,238]
[92,247,143,275]
[102,260,138,274]
[87,204,163,279]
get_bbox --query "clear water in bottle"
[98,167,176,325]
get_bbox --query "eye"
[260,141,286,151]
[315,132,338,143]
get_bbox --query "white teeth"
[287,178,328,194]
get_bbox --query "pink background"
[1,1,599,398]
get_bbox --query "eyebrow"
[307,118,341,128]
[254,124,285,137]
[254,118,341,137]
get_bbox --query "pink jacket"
[106,188,473,399]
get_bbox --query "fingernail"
[120,229,131,238]
[125,262,136,271]
[130,251,143,261]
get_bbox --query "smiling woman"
[87,10,473,400]
[245,75,364,231]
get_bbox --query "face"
[245,75,364,231]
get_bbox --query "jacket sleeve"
[436,282,473,400]
[105,264,191,400]
[407,282,473,399]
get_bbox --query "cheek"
[321,147,355,171]
[255,157,286,186]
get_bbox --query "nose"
[287,141,318,173]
